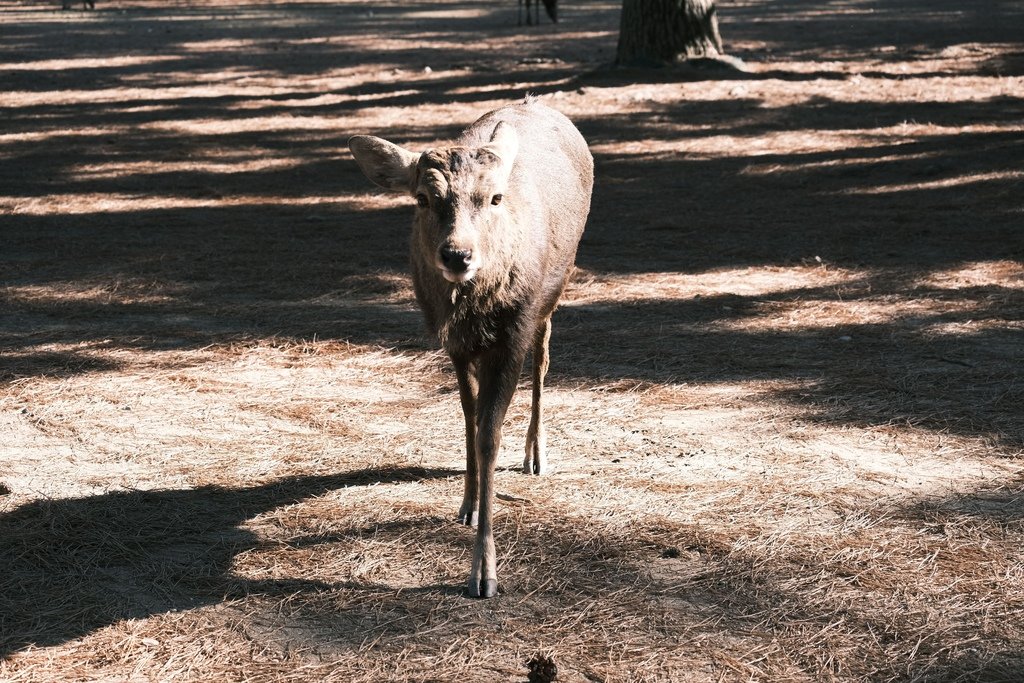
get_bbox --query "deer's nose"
[440,247,473,273]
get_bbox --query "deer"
[348,97,593,598]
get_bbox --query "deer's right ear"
[348,136,420,192]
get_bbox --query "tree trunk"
[616,0,724,66]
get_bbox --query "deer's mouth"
[440,265,478,284]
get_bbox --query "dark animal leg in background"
[542,0,558,23]
[519,0,556,26]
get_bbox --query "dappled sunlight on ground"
[1,0,1023,680]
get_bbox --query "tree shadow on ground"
[684,471,1024,680]
[4,459,1018,678]
[723,0,1024,63]
[0,465,459,659]
[552,274,1023,450]
[0,1,611,102]
[3,1,1023,678]
[3,71,1022,450]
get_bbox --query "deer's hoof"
[523,454,547,476]
[525,425,548,475]
[457,509,478,526]
[468,577,498,599]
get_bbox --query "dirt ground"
[1,0,1023,680]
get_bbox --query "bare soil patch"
[1,0,1022,680]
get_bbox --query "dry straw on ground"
[1,0,1023,681]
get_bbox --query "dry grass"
[2,0,1024,680]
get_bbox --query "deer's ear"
[348,136,420,192]
[481,122,519,169]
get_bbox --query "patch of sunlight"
[564,266,858,305]
[176,39,272,52]
[67,157,308,181]
[5,283,177,306]
[590,123,1021,160]
[0,194,381,216]
[345,89,422,103]
[565,265,1008,334]
[922,319,1022,337]
[740,150,940,176]
[1,55,182,71]
[0,128,124,145]
[447,79,574,97]
[590,131,886,159]
[916,260,1024,290]
[2,85,284,107]
[402,9,491,19]
[749,7,965,22]
[759,297,976,329]
[839,170,1024,195]
[140,115,343,135]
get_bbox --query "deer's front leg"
[468,347,526,598]
[453,357,479,526]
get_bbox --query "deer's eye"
[416,194,429,208]
[491,194,503,206]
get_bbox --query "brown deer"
[348,98,593,597]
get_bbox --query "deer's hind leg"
[524,317,551,475]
